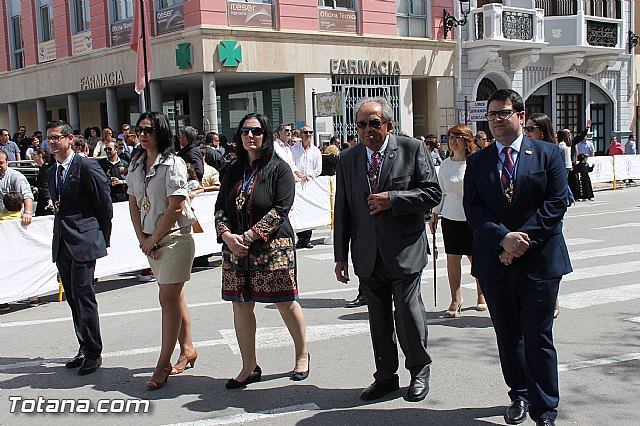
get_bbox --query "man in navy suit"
[46,120,113,375]
[463,90,572,426]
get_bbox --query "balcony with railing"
[464,3,546,71]
[538,0,624,53]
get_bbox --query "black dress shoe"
[504,400,529,425]
[345,296,367,308]
[78,356,102,375]
[360,379,400,401]
[291,354,310,381]
[536,419,555,426]
[406,376,430,402]
[65,352,85,369]
[226,365,262,389]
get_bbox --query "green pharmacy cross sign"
[219,40,242,67]
[176,43,192,69]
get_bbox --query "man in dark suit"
[463,90,572,426]
[334,97,441,402]
[46,120,113,375]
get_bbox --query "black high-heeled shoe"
[226,365,262,389]
[291,354,310,381]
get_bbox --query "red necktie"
[368,151,381,193]
[501,146,514,192]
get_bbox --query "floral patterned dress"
[215,157,297,302]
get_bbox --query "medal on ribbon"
[505,180,514,203]
[142,196,151,213]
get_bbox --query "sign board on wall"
[38,40,56,63]
[156,4,184,35]
[72,30,92,56]
[468,100,488,122]
[227,1,273,28]
[319,9,357,33]
[111,19,133,46]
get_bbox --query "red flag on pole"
[130,0,151,95]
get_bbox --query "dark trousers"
[56,241,103,360]
[296,230,312,245]
[360,252,431,382]
[481,268,560,421]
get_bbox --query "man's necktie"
[368,151,382,193]
[57,164,65,198]
[501,146,515,194]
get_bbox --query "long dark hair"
[135,111,175,160]
[528,113,556,144]
[235,113,276,177]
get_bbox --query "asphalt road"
[1,185,639,425]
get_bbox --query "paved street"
[1,186,639,425]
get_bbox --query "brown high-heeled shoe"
[444,300,463,318]
[146,366,172,390]
[171,348,198,375]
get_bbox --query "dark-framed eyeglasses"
[135,126,155,136]
[47,134,69,142]
[449,134,465,140]
[282,128,292,133]
[356,119,386,130]
[524,125,540,133]
[485,109,519,121]
[302,130,314,135]
[240,127,264,136]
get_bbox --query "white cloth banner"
[0,176,335,304]
[613,155,640,180]
[587,156,615,183]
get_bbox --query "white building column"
[67,93,80,131]
[202,73,218,133]
[7,103,19,135]
[150,80,162,112]
[106,87,119,130]
[36,99,47,133]
[188,88,203,132]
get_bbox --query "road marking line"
[593,223,640,230]
[560,283,640,309]
[566,207,640,218]
[0,288,355,328]
[569,244,640,261]
[164,403,321,426]
[558,353,640,372]
[564,238,602,246]
[625,316,640,323]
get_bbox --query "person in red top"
[608,136,624,156]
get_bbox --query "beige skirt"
[147,227,195,284]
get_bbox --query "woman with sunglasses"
[430,124,486,317]
[215,113,309,389]
[126,111,198,389]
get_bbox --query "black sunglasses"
[104,148,114,152]
[135,126,155,136]
[302,130,314,135]
[524,125,540,133]
[240,127,264,136]
[356,119,386,129]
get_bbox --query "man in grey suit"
[334,97,441,401]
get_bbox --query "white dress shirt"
[291,142,322,178]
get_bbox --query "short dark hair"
[3,191,23,213]
[347,134,357,142]
[136,111,175,159]
[487,89,525,112]
[46,120,73,135]
[277,123,293,133]
[205,132,218,145]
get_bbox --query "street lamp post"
[443,1,472,39]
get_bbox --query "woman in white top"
[93,127,114,157]
[429,125,486,317]
[127,111,197,390]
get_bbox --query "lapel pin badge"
[525,150,532,155]
[389,152,395,159]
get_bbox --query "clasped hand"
[367,192,392,215]
[140,235,157,259]
[223,233,249,258]
[499,232,530,266]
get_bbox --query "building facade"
[458,0,635,154]
[0,0,461,143]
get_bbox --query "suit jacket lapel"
[510,137,533,207]
[378,135,398,192]
[61,155,80,201]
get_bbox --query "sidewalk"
[593,180,637,192]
